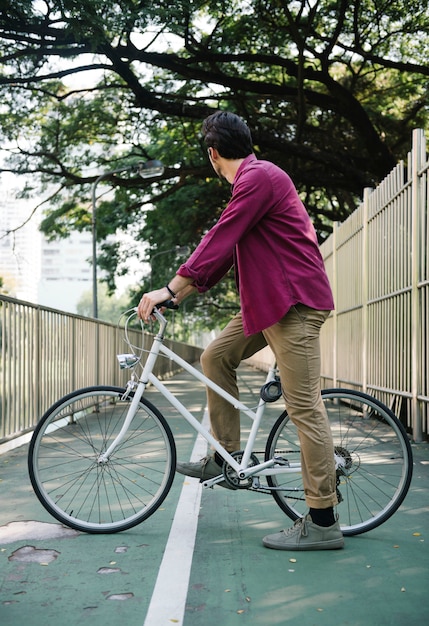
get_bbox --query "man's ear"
[208,147,220,160]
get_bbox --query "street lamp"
[91,160,164,318]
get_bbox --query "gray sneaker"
[176,455,235,489]
[262,514,344,551]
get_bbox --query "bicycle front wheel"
[265,388,413,536]
[28,386,176,533]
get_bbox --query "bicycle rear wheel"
[28,386,176,533]
[265,388,413,536]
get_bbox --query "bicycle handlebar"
[124,300,178,339]
[157,299,179,311]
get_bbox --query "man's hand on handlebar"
[137,279,196,323]
[137,287,178,323]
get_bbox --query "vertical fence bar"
[331,221,338,387]
[362,188,371,394]
[94,321,100,386]
[411,129,424,441]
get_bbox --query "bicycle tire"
[265,388,413,536]
[28,386,176,533]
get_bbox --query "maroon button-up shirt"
[177,154,334,336]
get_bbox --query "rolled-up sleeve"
[177,251,233,292]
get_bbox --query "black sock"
[309,507,335,527]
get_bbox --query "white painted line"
[143,411,209,626]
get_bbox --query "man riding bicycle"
[138,111,343,551]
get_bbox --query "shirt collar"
[233,153,257,186]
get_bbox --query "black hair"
[201,111,254,159]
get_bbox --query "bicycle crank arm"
[201,475,230,489]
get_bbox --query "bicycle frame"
[99,309,300,487]
[29,305,413,536]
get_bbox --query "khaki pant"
[200,304,337,509]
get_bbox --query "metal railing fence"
[320,129,428,442]
[0,296,203,444]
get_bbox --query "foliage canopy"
[1,0,428,326]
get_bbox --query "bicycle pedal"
[273,456,290,466]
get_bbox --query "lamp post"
[91,160,164,318]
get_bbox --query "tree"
[1,1,428,324]
[76,283,131,323]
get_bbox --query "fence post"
[362,188,371,394]
[332,222,338,387]
[71,316,76,393]
[95,322,100,386]
[34,306,41,421]
[411,129,424,442]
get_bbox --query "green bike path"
[0,365,428,626]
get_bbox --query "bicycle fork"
[97,379,147,465]
[97,329,163,464]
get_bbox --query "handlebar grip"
[157,299,179,311]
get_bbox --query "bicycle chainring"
[223,451,260,489]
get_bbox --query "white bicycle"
[28,305,413,535]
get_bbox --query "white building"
[0,174,93,313]
[0,184,41,303]
[37,231,93,313]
